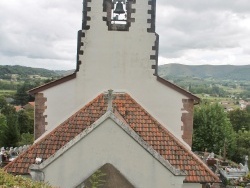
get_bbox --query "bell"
[113,1,125,14]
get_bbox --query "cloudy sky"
[0,0,250,70]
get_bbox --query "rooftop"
[5,92,218,183]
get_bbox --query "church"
[5,0,220,187]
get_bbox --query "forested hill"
[1,64,249,81]
[0,65,69,78]
[158,64,250,81]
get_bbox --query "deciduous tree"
[1,114,20,147]
[17,110,33,134]
[231,130,250,167]
[228,109,250,132]
[192,102,236,158]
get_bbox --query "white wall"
[39,0,191,146]
[42,118,189,188]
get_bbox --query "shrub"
[0,169,53,188]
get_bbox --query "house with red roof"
[23,102,35,109]
[5,0,220,187]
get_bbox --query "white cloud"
[0,0,249,70]
[156,0,250,65]
[0,0,81,70]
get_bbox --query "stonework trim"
[82,0,92,30]
[156,76,200,102]
[147,0,156,33]
[76,30,85,72]
[30,110,185,177]
[34,93,47,140]
[151,33,159,75]
[181,99,194,147]
[29,73,76,95]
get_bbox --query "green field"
[0,90,16,97]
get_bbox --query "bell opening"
[112,0,127,24]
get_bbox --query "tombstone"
[210,152,215,158]
[18,146,23,154]
[245,155,249,173]
[23,145,28,151]
[13,147,18,156]
[0,147,4,154]
[9,147,14,157]
[0,147,5,162]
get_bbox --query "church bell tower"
[75,0,159,88]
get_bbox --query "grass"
[0,90,16,97]
[195,94,241,110]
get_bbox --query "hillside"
[158,64,250,81]
[1,64,249,81]
[0,65,64,79]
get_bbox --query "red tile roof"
[28,102,35,106]
[14,106,23,112]
[4,93,219,183]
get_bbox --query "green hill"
[0,65,61,78]
[1,64,249,81]
[158,64,250,81]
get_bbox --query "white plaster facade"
[30,113,202,188]
[36,0,196,148]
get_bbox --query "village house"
[5,0,220,187]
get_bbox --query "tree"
[17,110,33,134]
[1,114,20,147]
[231,130,250,168]
[0,96,7,109]
[192,102,236,158]
[18,133,34,146]
[228,109,250,132]
[14,81,35,106]
[246,105,250,113]
[1,104,16,116]
[0,114,7,147]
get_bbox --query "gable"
[5,92,219,184]
[30,117,184,188]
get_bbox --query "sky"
[0,0,250,70]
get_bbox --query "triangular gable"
[5,92,219,183]
[29,110,184,177]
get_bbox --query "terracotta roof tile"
[4,93,220,183]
